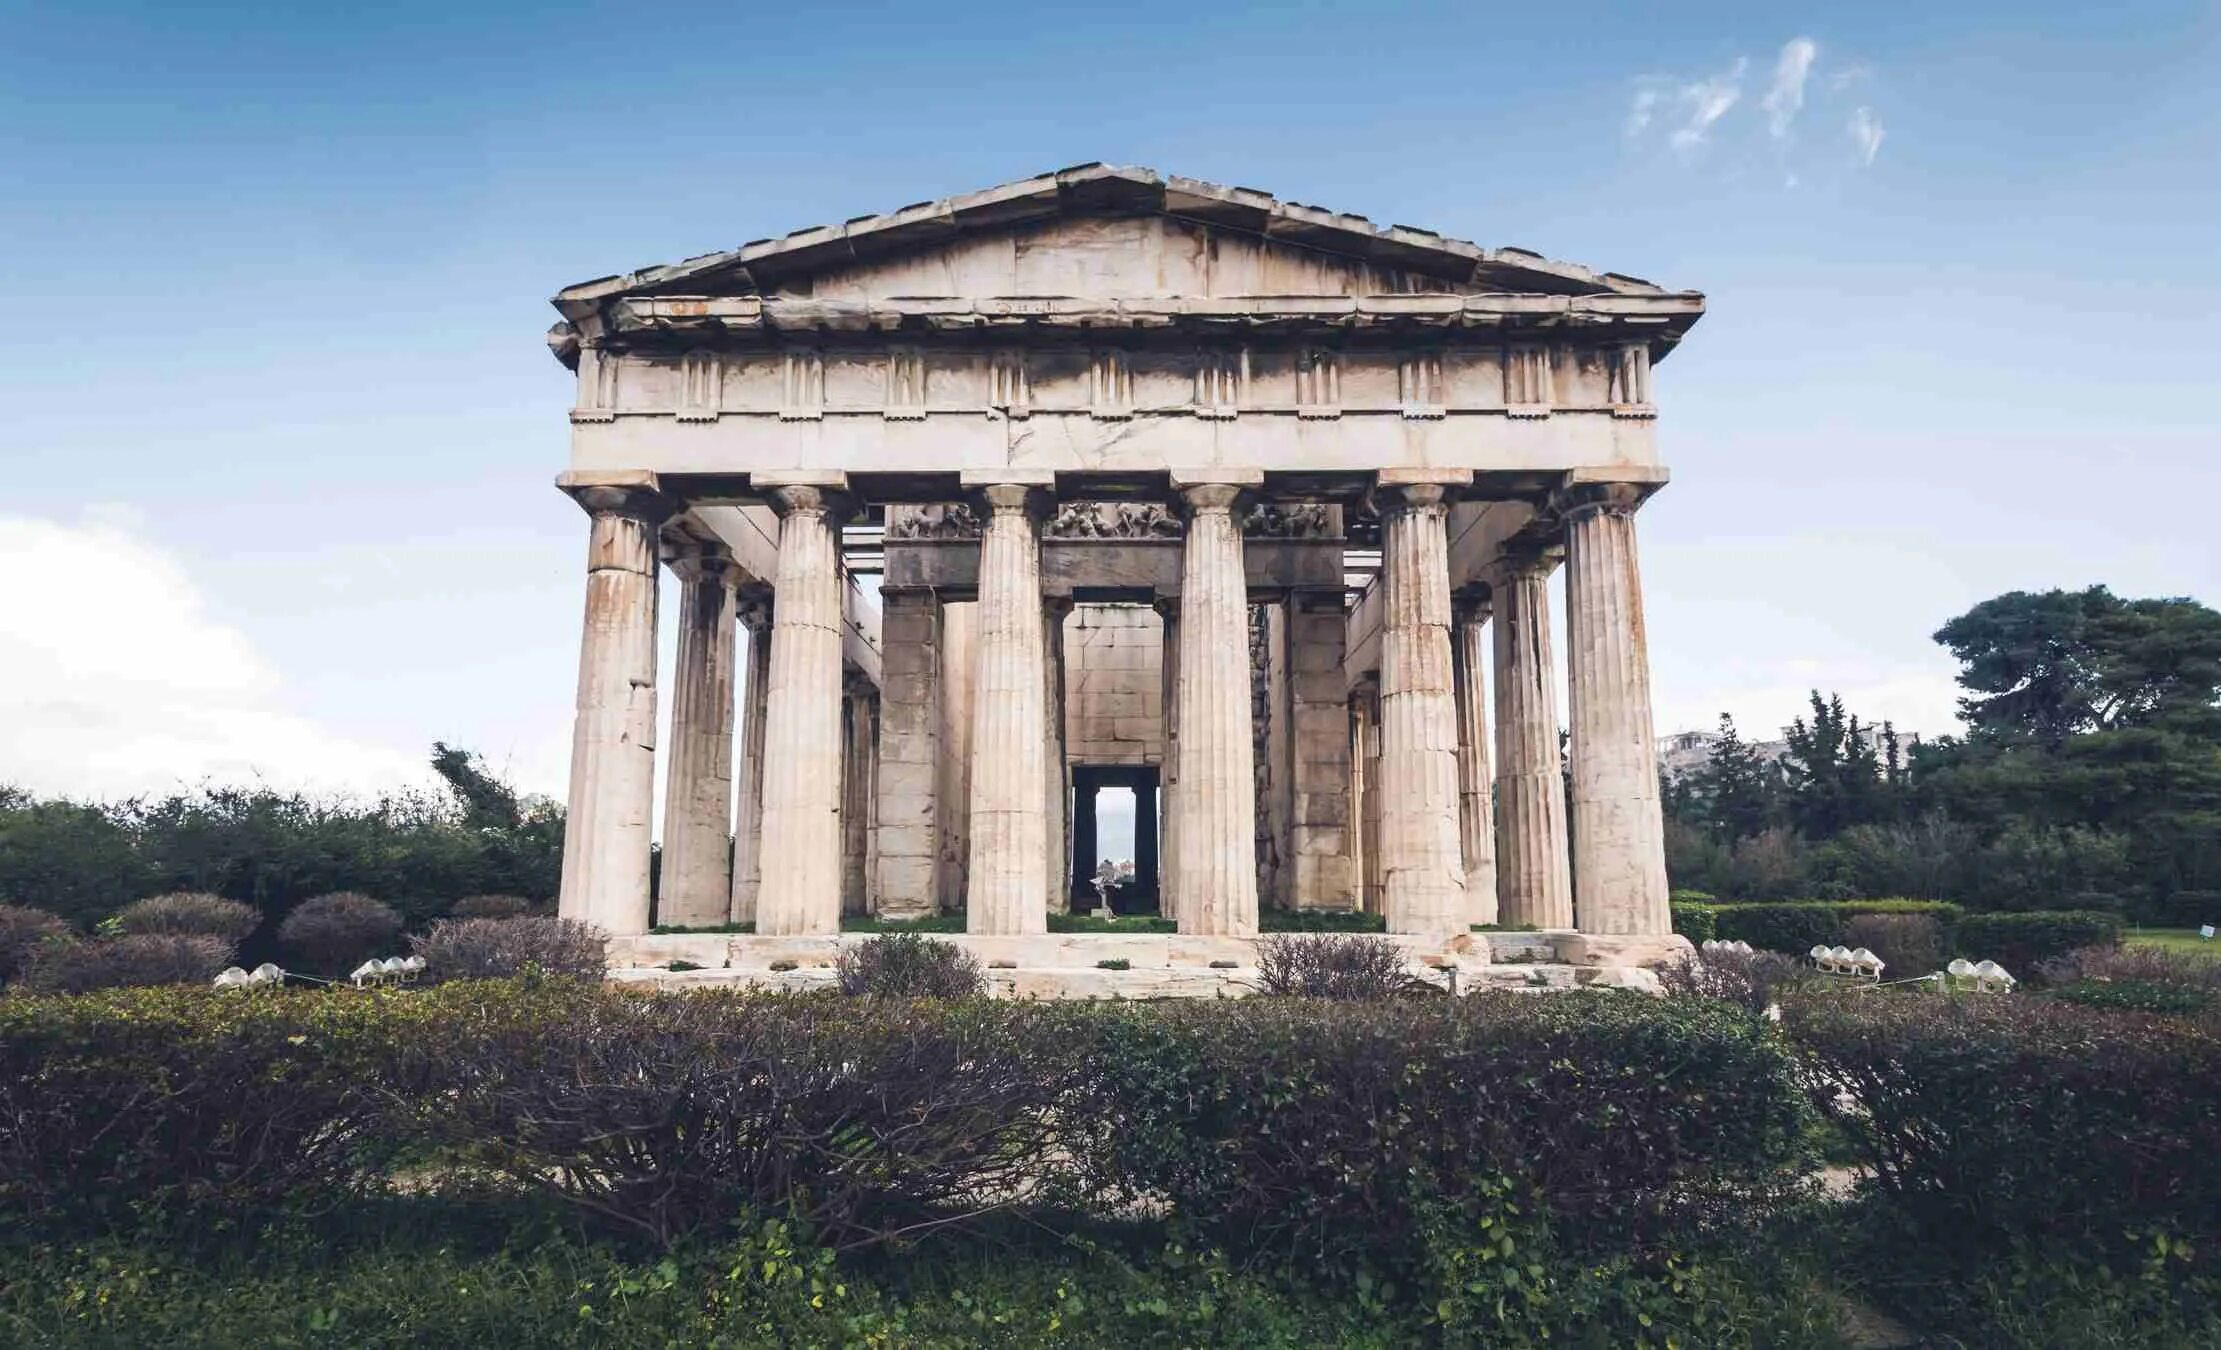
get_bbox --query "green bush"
[2048,978,2212,1015]
[410,915,606,982]
[1786,994,2221,1267]
[1707,899,1963,955]
[1955,909,2120,972]
[111,892,260,943]
[277,892,403,975]
[1252,934,1417,999]
[20,934,234,994]
[835,931,986,998]
[1082,995,1811,1274]
[1669,901,1718,942]
[0,901,68,984]
[447,893,534,920]
[1843,912,1942,978]
[2154,888,2221,928]
[1257,907,1386,933]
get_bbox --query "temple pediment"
[551,164,1687,321]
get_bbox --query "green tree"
[1782,692,1886,838]
[1695,714,1778,843]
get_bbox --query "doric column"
[755,482,852,935]
[840,671,876,917]
[1492,545,1575,929]
[965,481,1051,934]
[1352,683,1381,913]
[1152,597,1181,917]
[1171,480,1258,936]
[1452,593,1500,926]
[1288,590,1356,910]
[557,477,676,935]
[1373,480,1469,936]
[728,594,772,924]
[656,540,740,928]
[1044,596,1074,911]
[870,588,940,918]
[1563,484,1671,936]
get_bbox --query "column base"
[1550,931,1694,970]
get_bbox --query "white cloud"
[1625,87,1660,138]
[1848,106,1885,165]
[1762,37,1817,140]
[1667,58,1749,153]
[0,512,439,800]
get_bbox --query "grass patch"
[2126,927,2217,955]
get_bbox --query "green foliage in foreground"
[0,1195,1851,1350]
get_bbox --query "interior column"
[1044,597,1074,912]
[965,480,1051,934]
[1288,589,1356,910]
[755,482,851,935]
[871,588,941,918]
[1170,479,1259,936]
[1372,478,1469,936]
[657,539,741,928]
[1452,592,1500,926]
[728,595,771,924]
[1493,545,1575,929]
[556,479,674,936]
[1153,597,1181,921]
[1563,483,1672,936]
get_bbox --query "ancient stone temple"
[547,165,1699,980]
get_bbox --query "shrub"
[1842,913,1941,978]
[2154,889,2221,928]
[1253,934,1416,999]
[111,891,259,943]
[1658,947,1802,1013]
[1670,901,1719,943]
[2037,942,2221,991]
[1083,994,1812,1274]
[1955,909,2119,974]
[409,989,1073,1246]
[0,984,429,1212]
[447,893,534,920]
[2048,978,2212,1015]
[1708,900,1963,955]
[1256,908,1387,933]
[1786,995,2221,1265]
[411,915,606,982]
[835,932,985,998]
[0,902,68,984]
[277,892,402,975]
[20,934,232,993]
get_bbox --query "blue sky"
[3,0,2216,808]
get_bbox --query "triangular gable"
[552,165,1683,320]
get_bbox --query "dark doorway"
[1070,764,1160,913]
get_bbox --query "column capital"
[1550,467,1668,523]
[559,470,679,523]
[766,484,857,521]
[1173,481,1247,516]
[967,481,1055,518]
[1452,582,1494,624]
[1367,468,1472,516]
[661,535,740,586]
[737,587,775,631]
[1043,594,1077,622]
[1497,538,1564,581]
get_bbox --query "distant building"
[1656,723,1917,781]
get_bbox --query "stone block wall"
[1064,603,1165,766]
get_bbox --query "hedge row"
[1785,994,2221,1264]
[1670,900,2121,970]
[0,982,1807,1265]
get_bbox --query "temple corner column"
[556,472,677,936]
[1561,477,1681,962]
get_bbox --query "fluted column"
[966,482,1050,934]
[1172,482,1258,936]
[657,542,740,928]
[1492,547,1574,929]
[1044,597,1074,911]
[1374,482,1468,936]
[1564,485,1671,935]
[1452,595,1500,926]
[870,588,940,918]
[1153,597,1180,916]
[729,596,772,924]
[755,484,851,935]
[557,480,675,935]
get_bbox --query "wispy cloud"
[1625,88,1659,138]
[1761,37,1817,140]
[1848,106,1885,166]
[1665,58,1748,154]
